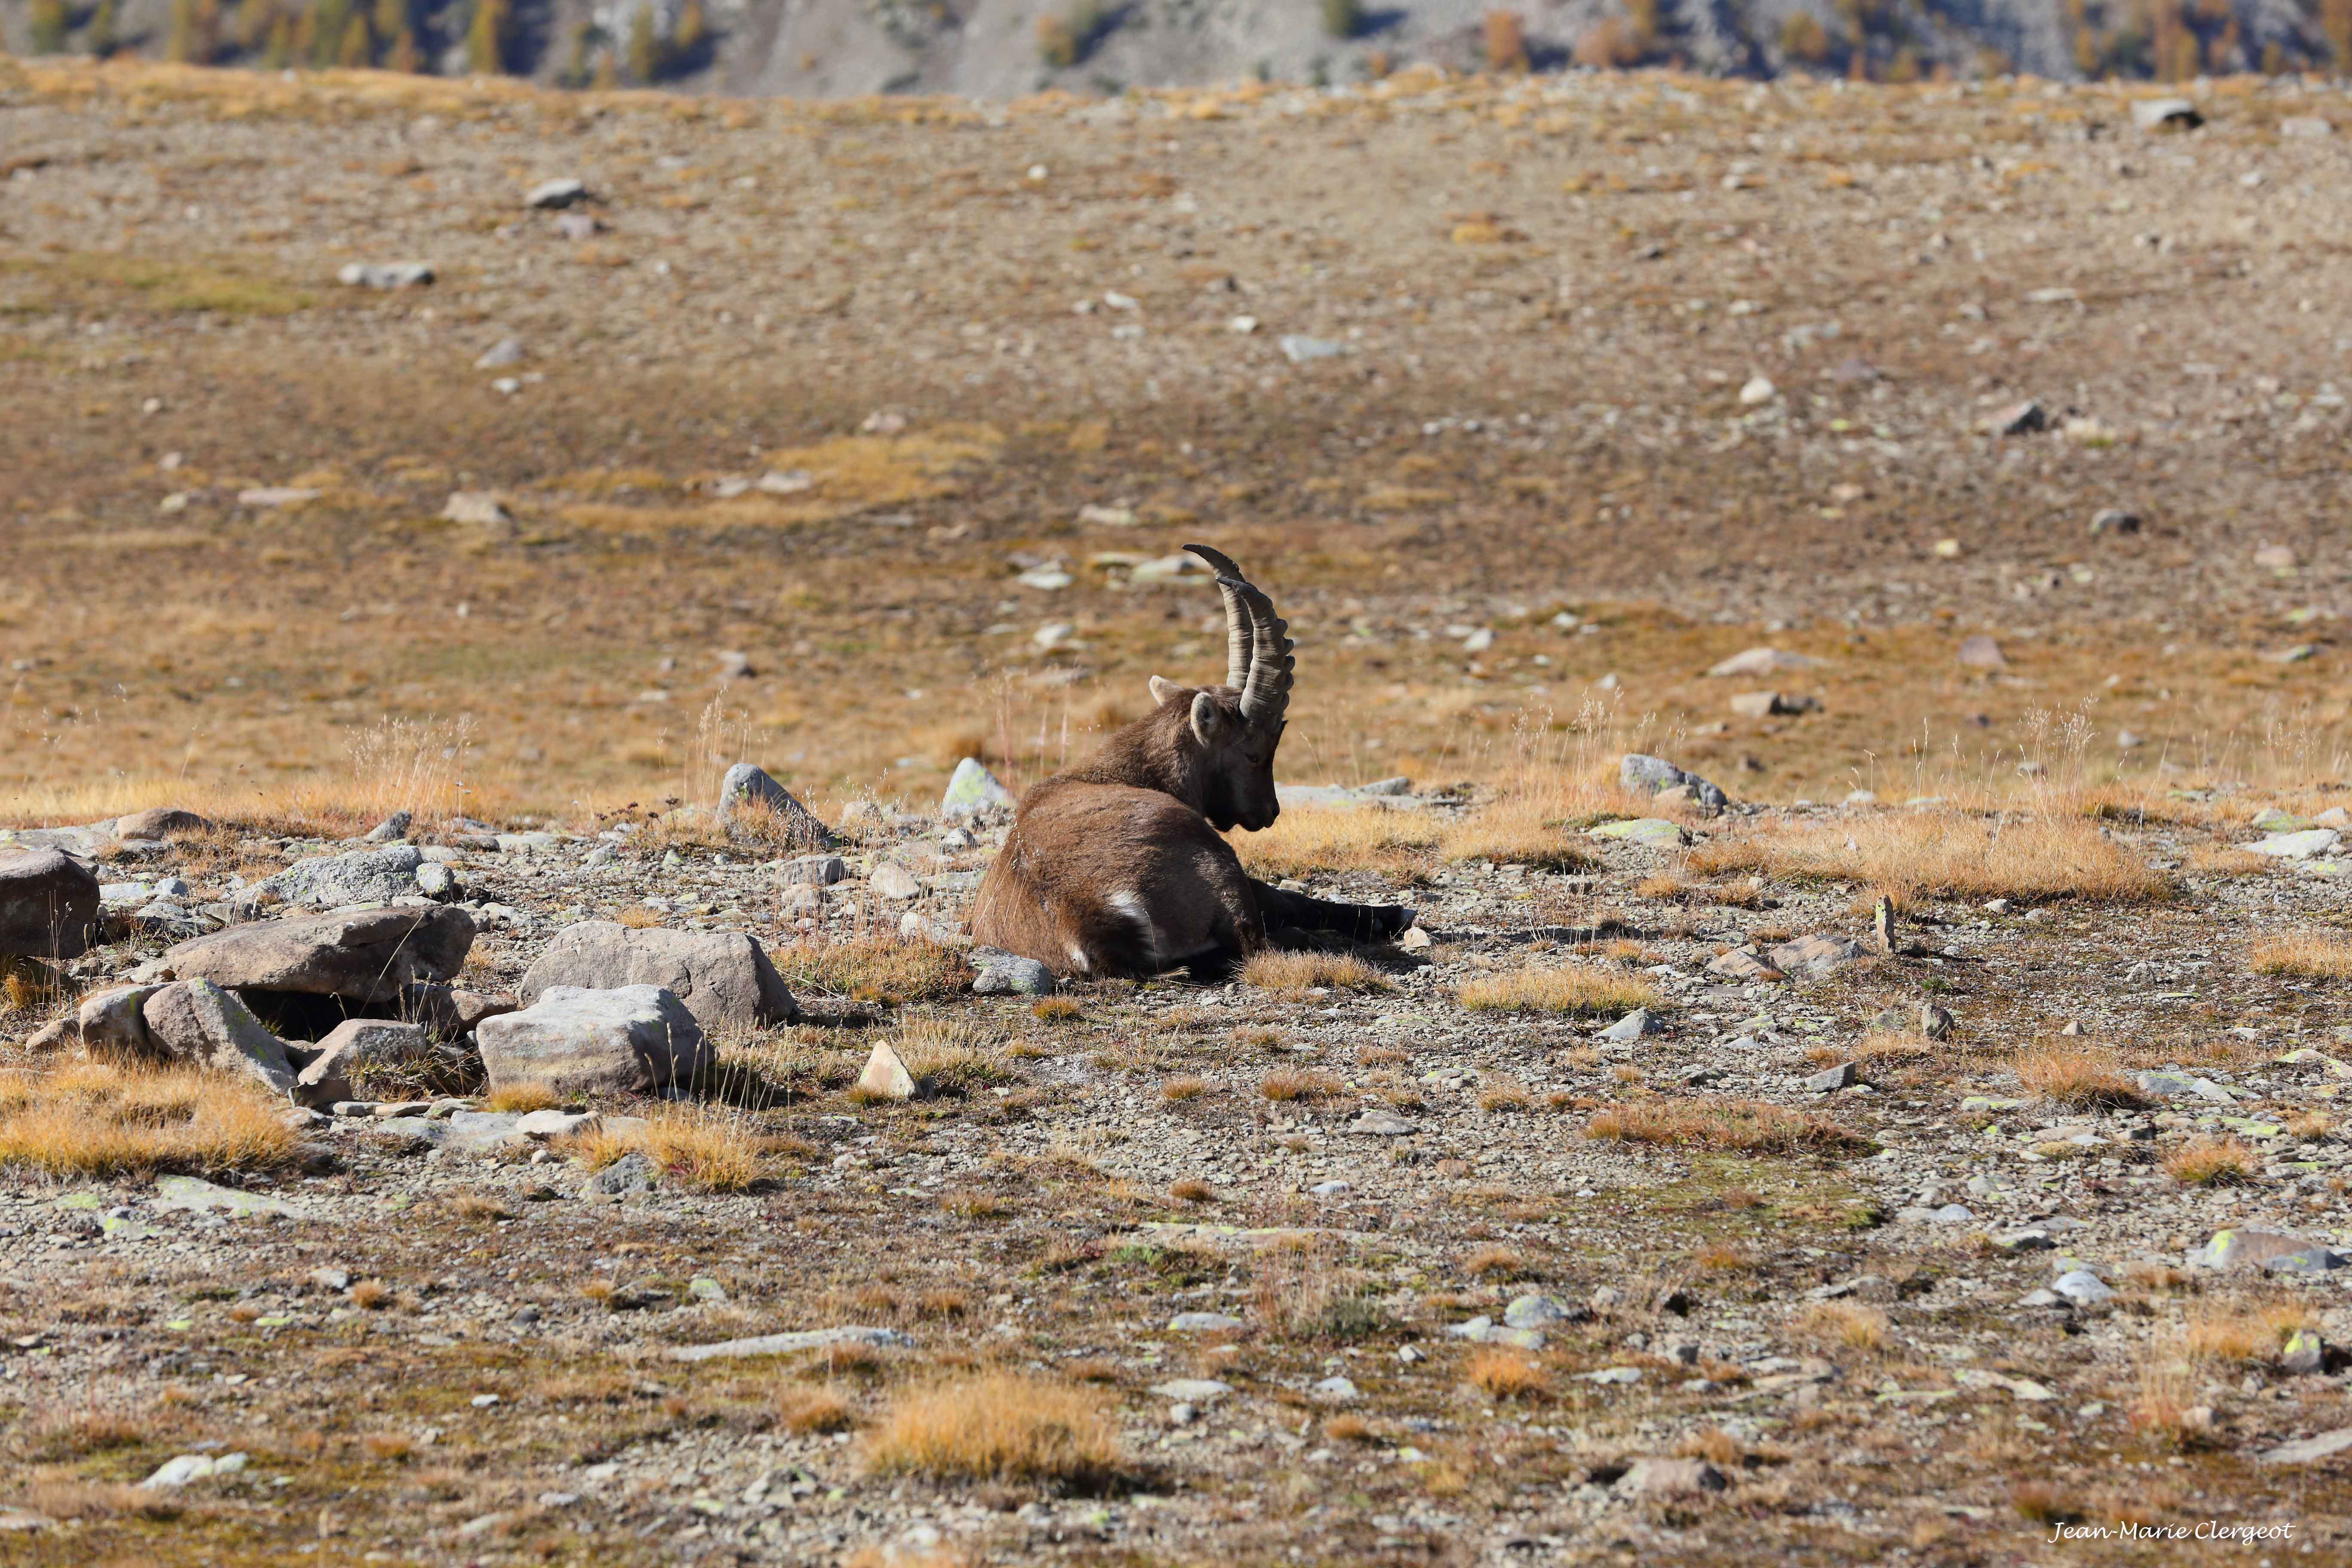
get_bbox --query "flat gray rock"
[2260,1427,2352,1465]
[141,980,301,1097]
[165,904,474,1006]
[669,1325,913,1362]
[241,845,433,910]
[152,1176,306,1219]
[1766,934,1866,978]
[476,984,708,1096]
[518,922,797,1036]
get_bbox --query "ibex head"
[1139,545,1294,835]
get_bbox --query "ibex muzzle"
[970,546,1413,978]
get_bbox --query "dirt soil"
[4,57,2352,1568]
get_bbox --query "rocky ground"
[8,764,2352,1565]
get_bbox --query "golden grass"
[349,1280,394,1310]
[484,1082,562,1114]
[1159,1075,1210,1102]
[563,1108,762,1191]
[0,1062,298,1176]
[1476,1078,1531,1113]
[864,1374,1120,1489]
[2164,1136,2257,1186]
[1689,812,2171,903]
[2248,931,2352,978]
[2185,1301,2312,1363]
[776,1382,856,1434]
[1170,1177,1217,1204]
[1458,965,1660,1017]
[1437,797,1597,870]
[1030,996,1083,1022]
[1259,1069,1342,1103]
[1586,1098,1871,1155]
[775,936,971,1004]
[1241,949,1396,995]
[1228,806,1439,878]
[1798,1300,1890,1354]
[2015,1044,2145,1110]
[2127,1349,2212,1450]
[1464,1348,1549,1400]
[1464,1244,1525,1279]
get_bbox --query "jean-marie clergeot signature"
[2048,1521,2294,1544]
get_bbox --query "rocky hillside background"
[0,0,2345,98]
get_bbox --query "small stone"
[2281,1329,2326,1375]
[1397,926,1432,952]
[1167,1312,1244,1332]
[940,758,1017,822]
[783,855,847,886]
[1804,1062,1858,1092]
[1351,1111,1415,1136]
[870,863,922,901]
[1619,753,1727,812]
[1503,1293,1584,1329]
[1149,1378,1232,1403]
[1312,1375,1359,1402]
[1765,933,1865,977]
[1986,400,2045,436]
[2279,116,2334,138]
[1707,647,1815,678]
[337,261,433,289]
[1737,375,1776,405]
[2053,1269,2113,1306]
[1278,334,1347,364]
[1616,1458,1727,1496]
[1956,634,2008,669]
[2090,508,2140,535]
[971,952,1054,996]
[524,178,589,208]
[1600,1008,1657,1043]
[856,1041,915,1101]
[715,763,836,849]
[2251,829,2340,861]
[2130,97,2202,133]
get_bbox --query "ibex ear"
[1148,675,1185,708]
[1188,691,1230,747]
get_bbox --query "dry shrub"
[17,1478,183,1522]
[360,1430,416,1461]
[864,1374,1120,1489]
[2249,931,2352,978]
[2015,1044,2145,1110]
[1465,1348,1547,1400]
[448,1191,513,1222]
[1676,1427,1745,1466]
[484,1082,561,1113]
[777,1382,855,1434]
[2011,1481,2081,1525]
[30,1405,150,1460]
[1252,1236,1385,1342]
[1458,965,1659,1016]
[1476,1078,1531,1113]
[565,1109,762,1191]
[1242,949,1396,995]
[349,1280,394,1310]
[2164,1136,2257,1186]
[1259,1069,1341,1102]
[1798,1300,1889,1354]
[2127,1350,2212,1450]
[1588,1098,1871,1155]
[1690,812,2170,903]
[1229,806,1438,878]
[1170,1177,1217,1204]
[777,936,970,1004]
[1438,797,1596,871]
[1324,1413,1376,1443]
[614,904,667,929]
[0,1062,297,1176]
[1160,1075,1210,1102]
[2185,1300,2311,1363]
[1464,1244,1525,1279]
[895,1020,1015,1094]
[1031,996,1082,1023]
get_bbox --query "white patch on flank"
[1106,889,1162,960]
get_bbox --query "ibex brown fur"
[971,546,1413,978]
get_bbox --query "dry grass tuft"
[1458,965,1660,1017]
[1677,1427,1746,1466]
[1259,1069,1342,1103]
[484,1082,562,1113]
[0,1062,298,1176]
[776,1382,856,1434]
[1587,1098,1871,1155]
[2248,931,2352,978]
[2164,1136,2257,1186]
[2127,1350,2213,1449]
[448,1191,513,1222]
[349,1280,394,1310]
[1170,1177,1217,1204]
[1030,996,1083,1023]
[864,1373,1121,1489]
[1243,948,1397,995]
[776,936,971,1004]
[2015,1044,2145,1110]
[2010,1480,2081,1525]
[1438,798,1596,870]
[1230,806,1439,878]
[1464,1348,1549,1400]
[1464,1244,1525,1279]
[1476,1078,1531,1113]
[564,1108,763,1191]
[1159,1075,1210,1103]
[1798,1300,1890,1354]
[1690,812,2170,903]
[2185,1300,2312,1363]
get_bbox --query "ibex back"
[970,545,1413,978]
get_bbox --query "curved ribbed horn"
[1229,576,1293,728]
[1184,544,1253,692]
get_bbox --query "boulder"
[856,1041,914,1101]
[400,982,517,1040]
[0,848,101,959]
[114,807,210,840]
[242,845,429,910]
[1956,635,2008,670]
[870,863,922,901]
[971,949,1055,996]
[940,757,1016,822]
[715,763,836,849]
[77,984,160,1058]
[517,922,798,1035]
[163,905,475,1006]
[475,984,707,1096]
[295,1019,430,1104]
[1765,933,1865,977]
[141,980,300,1097]
[1615,1458,1728,1497]
[1618,755,1727,813]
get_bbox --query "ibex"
[971,546,1414,978]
